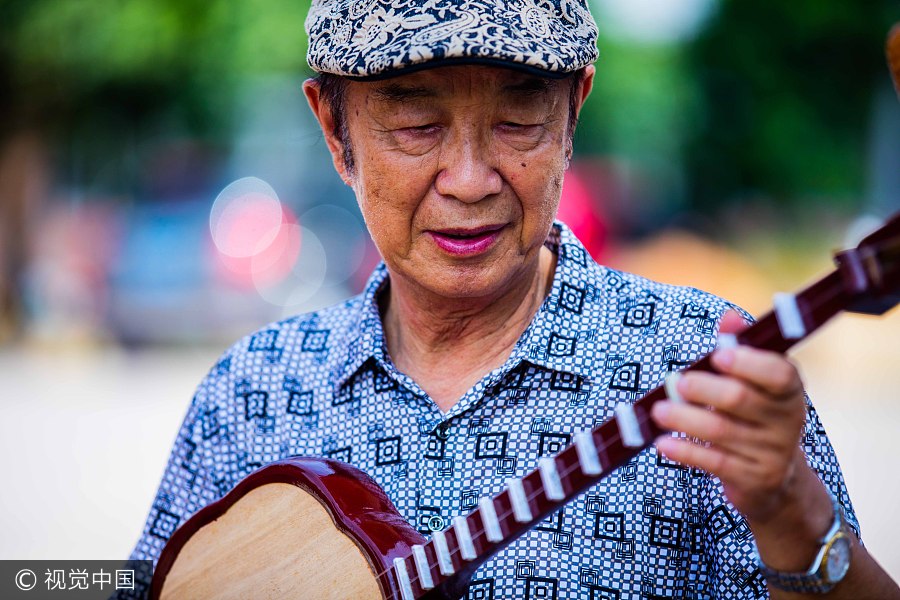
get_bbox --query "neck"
[382,247,556,411]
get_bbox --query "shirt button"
[435,422,451,440]
[428,515,446,532]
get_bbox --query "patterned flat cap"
[306,0,599,79]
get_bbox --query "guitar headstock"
[831,29,900,315]
[833,212,900,315]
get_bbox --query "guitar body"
[151,458,468,599]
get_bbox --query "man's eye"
[499,121,540,130]
[399,124,440,134]
[498,122,543,136]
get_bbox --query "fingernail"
[651,400,671,421]
[713,348,735,369]
[655,435,675,456]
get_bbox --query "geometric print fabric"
[130,222,858,599]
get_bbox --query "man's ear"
[565,65,595,161]
[303,78,353,186]
[575,65,595,117]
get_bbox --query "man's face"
[306,65,593,301]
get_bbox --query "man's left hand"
[650,309,812,524]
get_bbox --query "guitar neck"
[390,223,900,600]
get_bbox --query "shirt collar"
[328,221,606,394]
[328,263,391,394]
[502,221,608,379]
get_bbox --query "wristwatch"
[755,495,852,594]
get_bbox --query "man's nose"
[434,130,503,204]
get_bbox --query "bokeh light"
[253,226,328,310]
[210,177,284,258]
[210,177,301,288]
[300,204,368,285]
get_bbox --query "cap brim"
[329,56,575,82]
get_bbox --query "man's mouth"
[428,224,506,256]
[435,224,503,237]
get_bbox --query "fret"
[539,456,565,500]
[773,292,806,339]
[454,515,476,560]
[479,497,503,542]
[507,478,533,522]
[393,556,414,600]
[574,430,602,475]
[717,332,739,349]
[431,528,455,575]
[411,544,434,590]
[614,403,644,447]
[664,372,684,404]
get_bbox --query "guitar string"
[377,411,661,595]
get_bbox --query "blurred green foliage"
[572,1,900,221]
[1,0,313,139]
[685,0,898,213]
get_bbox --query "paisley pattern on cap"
[306,0,599,78]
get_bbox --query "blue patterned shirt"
[131,222,857,598]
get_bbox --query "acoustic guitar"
[151,29,900,599]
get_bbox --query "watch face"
[825,535,851,583]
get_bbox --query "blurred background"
[1,0,898,581]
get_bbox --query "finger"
[676,371,787,425]
[717,309,750,335]
[655,435,752,483]
[709,345,804,398]
[651,399,762,461]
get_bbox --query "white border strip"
[454,515,476,561]
[539,457,565,500]
[393,556,414,600]
[615,403,645,448]
[574,430,602,475]
[773,292,806,339]
[431,529,455,576]
[412,544,434,590]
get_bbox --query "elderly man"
[132,2,898,597]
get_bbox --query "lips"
[427,224,506,256]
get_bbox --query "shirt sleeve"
[699,394,860,598]
[799,394,861,537]
[127,349,238,591]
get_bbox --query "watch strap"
[755,494,848,594]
